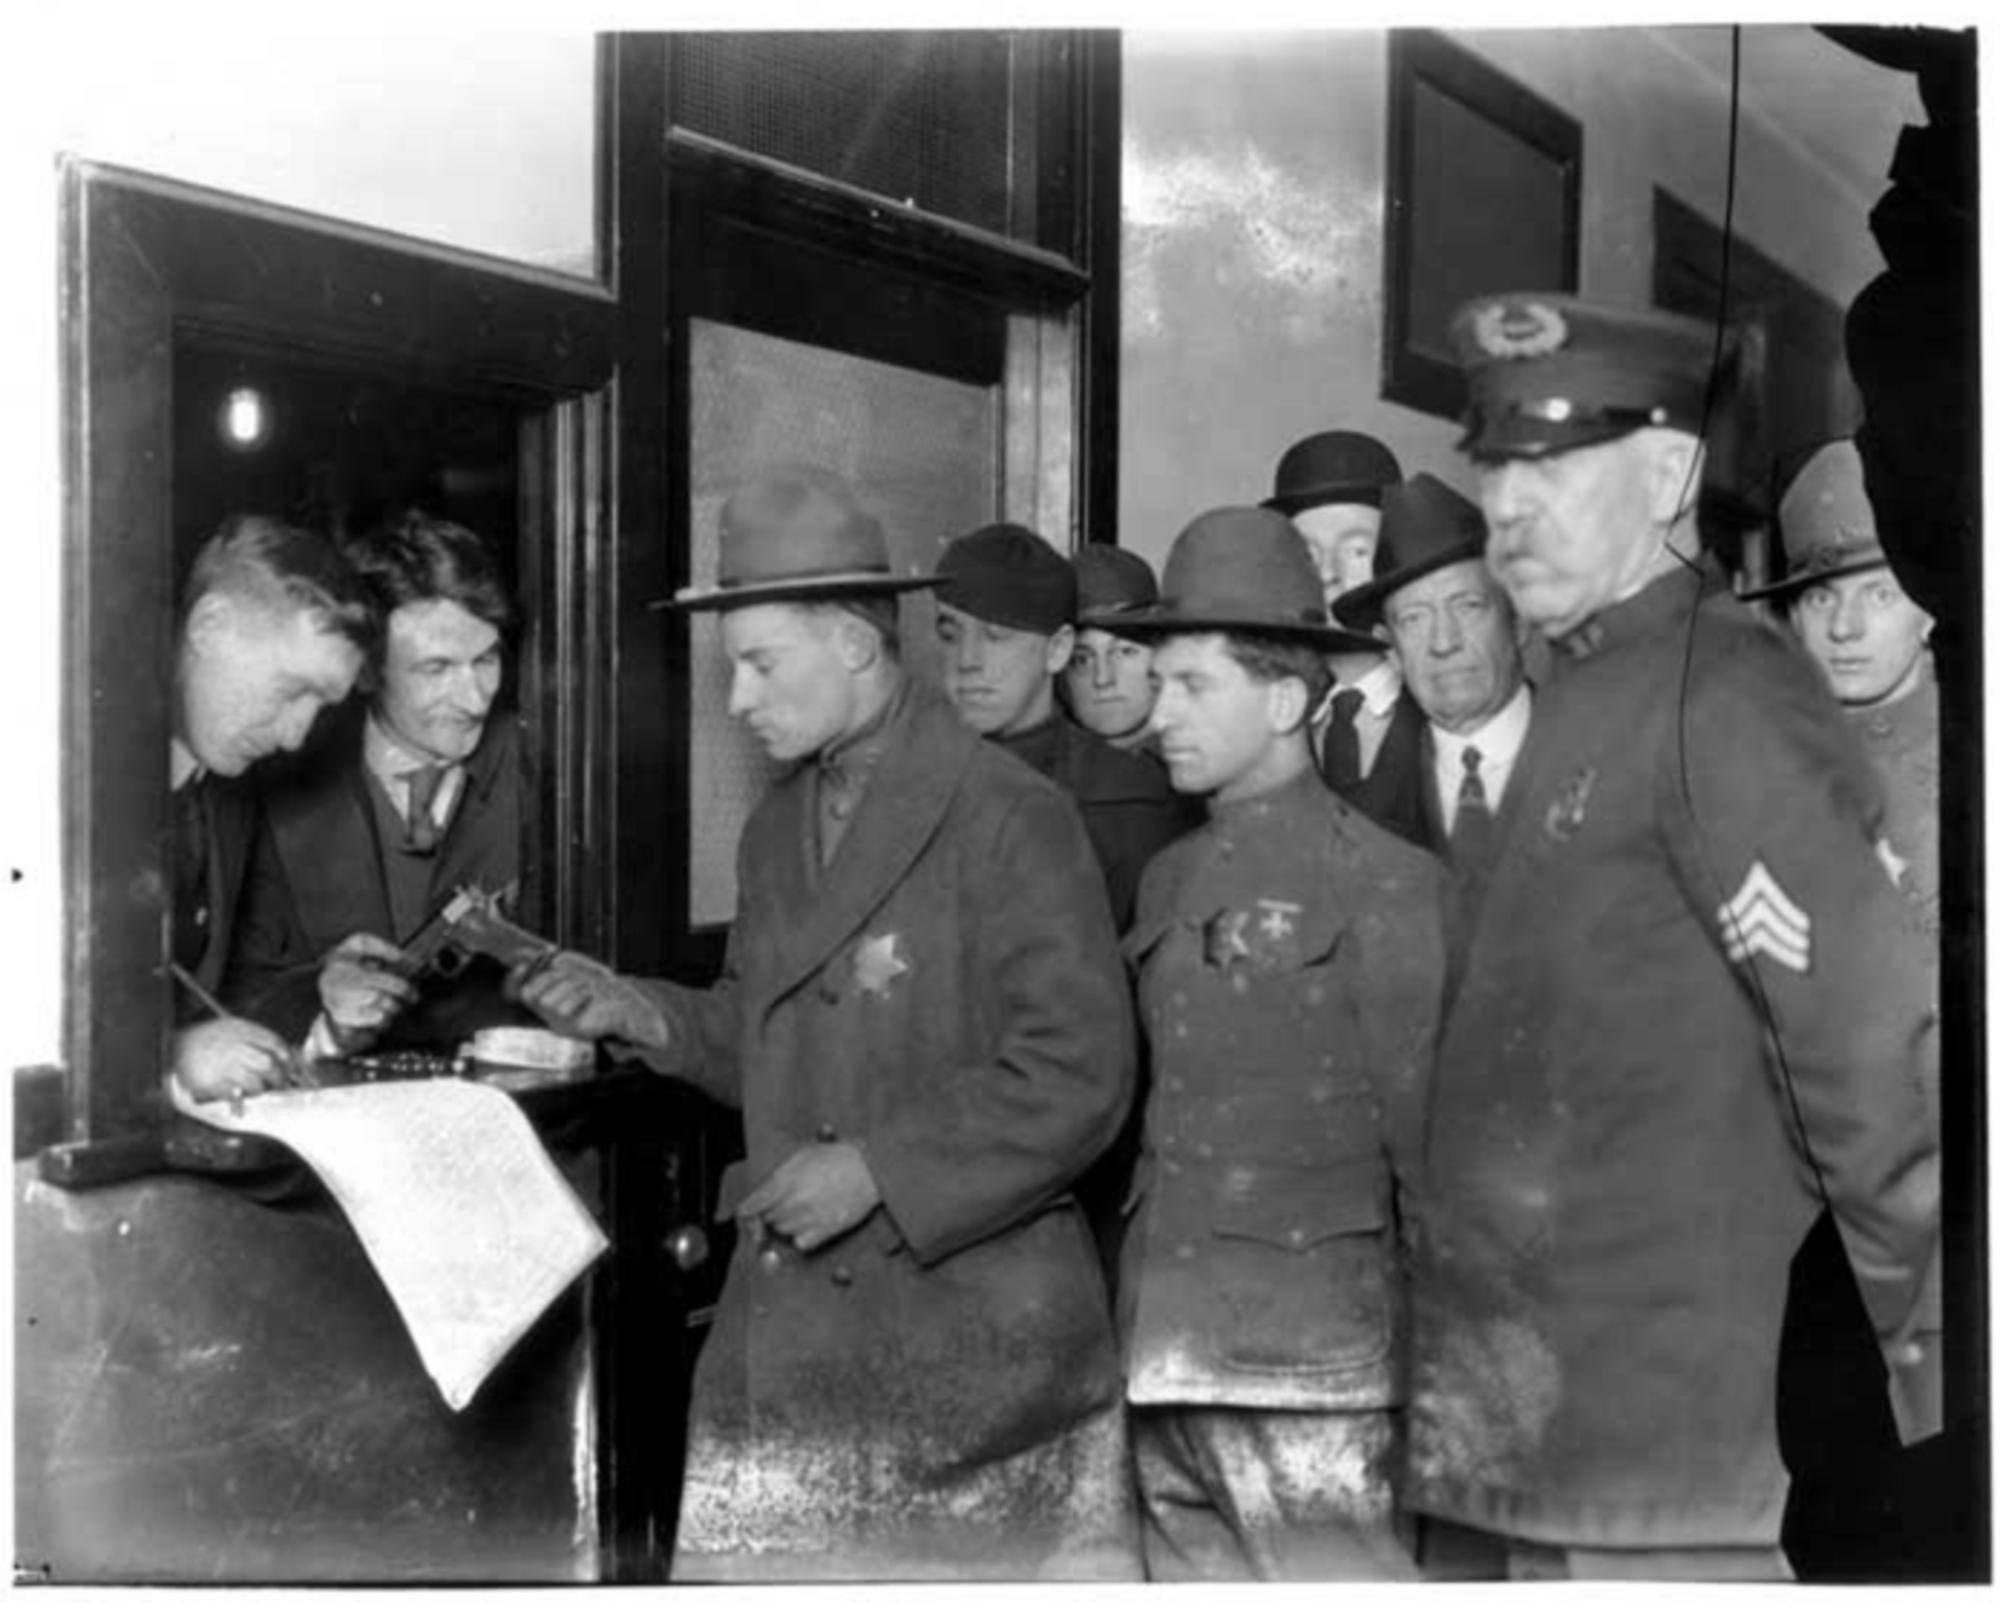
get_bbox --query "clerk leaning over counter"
[170,516,374,1102]
[1402,294,1941,1580]
[509,466,1140,1581]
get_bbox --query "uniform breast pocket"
[1208,1169,1395,1374]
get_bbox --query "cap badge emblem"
[1473,300,1569,360]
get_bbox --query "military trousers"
[1130,1404,1415,1581]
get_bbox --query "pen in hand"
[169,963,319,1102]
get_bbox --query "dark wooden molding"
[1381,29,1582,420]
[56,158,616,1159]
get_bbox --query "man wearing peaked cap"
[1263,429,1429,845]
[1402,297,1942,1579]
[1334,474,1529,880]
[1112,504,1447,1579]
[514,466,1143,1580]
[935,522,1195,932]
[1063,545,1165,753]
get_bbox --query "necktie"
[1453,745,1494,864]
[403,765,449,854]
[1320,687,1366,788]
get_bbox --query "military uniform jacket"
[221,713,523,1047]
[635,681,1138,1580]
[1848,665,1940,963]
[999,715,1202,930]
[1120,769,1446,1411]
[1405,563,1940,1551]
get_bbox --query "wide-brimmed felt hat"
[1262,430,1403,515]
[1740,439,1891,602]
[1125,507,1383,650]
[935,523,1077,634]
[1073,545,1159,630]
[657,466,939,612]
[1333,474,1490,629]
[1452,293,1720,460]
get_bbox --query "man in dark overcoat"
[169,515,373,1102]
[1403,293,1941,1580]
[222,512,529,1057]
[1116,506,1446,1579]
[513,467,1141,1581]
[933,521,1197,930]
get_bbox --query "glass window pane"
[671,31,1030,241]
[55,34,599,278]
[686,319,1001,926]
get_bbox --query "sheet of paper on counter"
[179,1078,609,1410]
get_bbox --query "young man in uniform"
[1748,438,1943,1580]
[1263,429,1428,842]
[223,511,527,1059]
[509,467,1141,1581]
[170,515,373,1102]
[1403,294,1940,1580]
[934,521,1194,929]
[1062,544,1164,754]
[1117,505,1447,1579]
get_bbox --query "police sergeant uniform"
[1403,297,1941,1579]
[1118,508,1448,1580]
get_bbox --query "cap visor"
[1738,554,1890,604]
[1457,414,1638,461]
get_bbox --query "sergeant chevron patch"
[1718,860,1811,974]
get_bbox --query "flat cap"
[1073,545,1160,628]
[936,523,1077,635]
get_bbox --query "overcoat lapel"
[753,684,976,1014]
[269,749,393,953]
[429,719,517,900]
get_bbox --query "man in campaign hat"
[1113,505,1446,1579]
[1334,474,1529,880]
[1264,429,1430,843]
[935,522,1194,930]
[1402,295,1941,1579]
[513,466,1141,1580]
[1063,544,1165,753]
[1749,439,1941,1581]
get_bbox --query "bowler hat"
[1740,440,1891,602]
[936,523,1077,635]
[1452,293,1721,460]
[1262,431,1403,514]
[1073,545,1159,629]
[1127,507,1383,650]
[1333,474,1490,629]
[659,466,939,611]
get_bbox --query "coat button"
[831,1266,854,1288]
[1287,1227,1307,1247]
[1175,1243,1196,1261]
[817,1123,838,1143]
[757,1245,786,1275]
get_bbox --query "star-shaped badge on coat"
[853,931,909,997]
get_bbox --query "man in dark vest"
[169,515,373,1102]
[1334,473,1531,894]
[510,466,1141,1580]
[222,511,527,1059]
[1263,429,1429,842]
[934,522,1196,930]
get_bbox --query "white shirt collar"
[170,738,204,792]
[1431,682,1533,772]
[1316,653,1403,724]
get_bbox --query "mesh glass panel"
[686,319,1001,925]
[671,31,1022,239]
